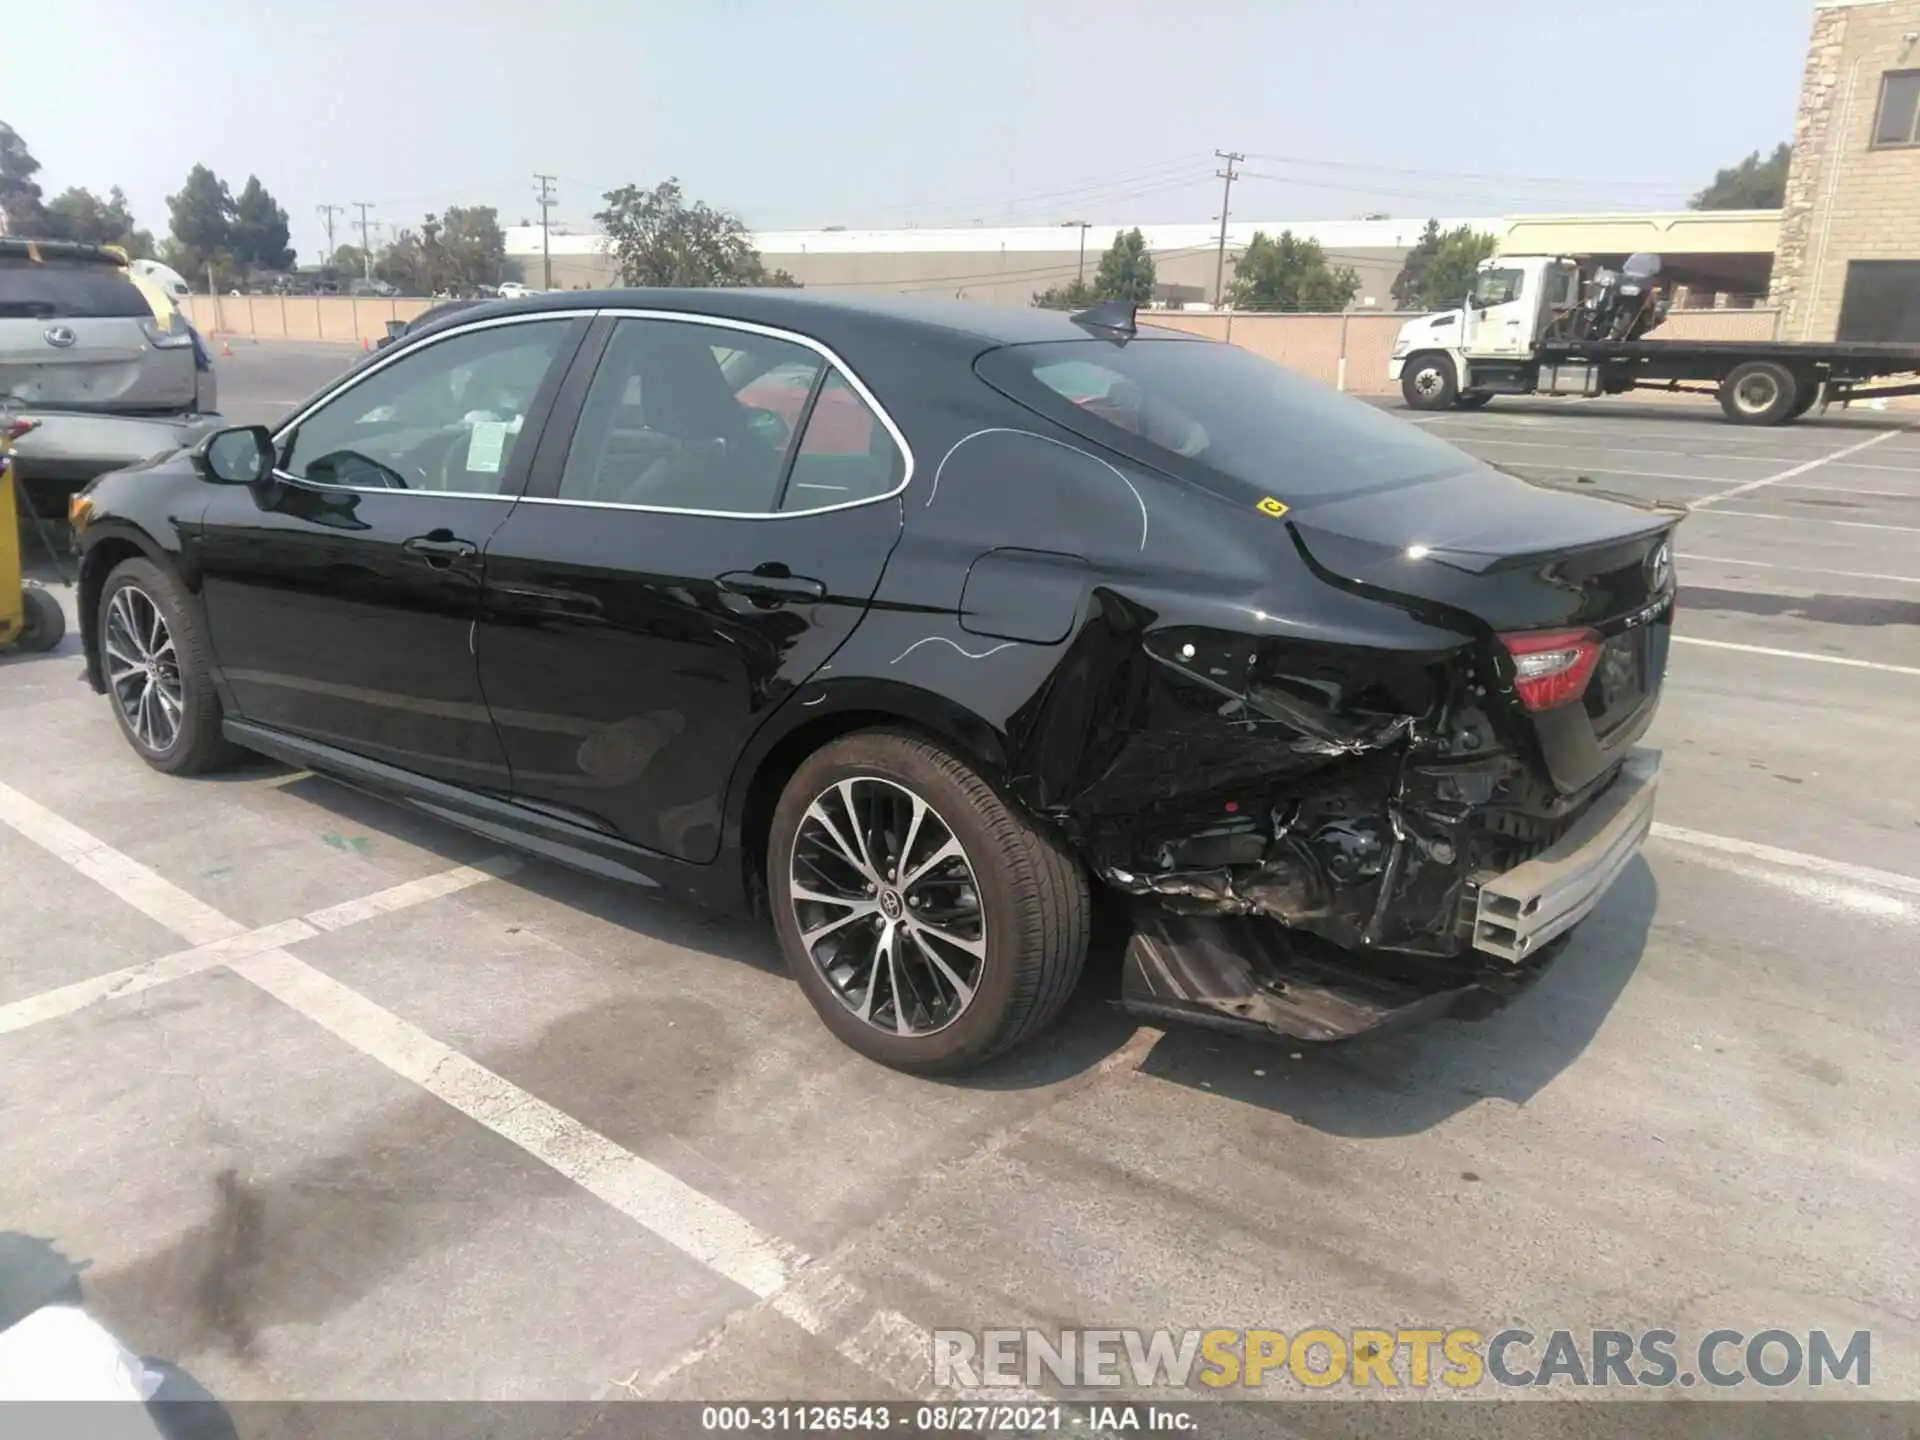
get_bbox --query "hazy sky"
[11,0,1814,261]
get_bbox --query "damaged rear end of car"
[973,327,1679,1044]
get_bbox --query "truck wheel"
[1454,392,1494,410]
[1718,361,1800,426]
[1401,353,1457,411]
[1786,387,1819,421]
[16,584,66,653]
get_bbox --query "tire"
[1454,392,1494,410]
[98,557,239,775]
[1718,361,1800,426]
[1400,352,1458,411]
[15,585,65,652]
[1786,387,1819,421]
[768,729,1090,1073]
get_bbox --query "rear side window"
[0,263,150,320]
[779,370,904,511]
[977,338,1472,504]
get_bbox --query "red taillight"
[1500,628,1602,712]
[2,417,38,443]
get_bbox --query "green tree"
[437,205,507,290]
[1391,219,1497,310]
[164,164,236,279]
[230,176,294,270]
[594,178,798,287]
[329,243,370,275]
[1689,143,1792,210]
[1092,227,1156,305]
[42,186,155,256]
[1229,230,1360,312]
[1032,277,1097,310]
[0,121,47,236]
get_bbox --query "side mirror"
[195,425,276,485]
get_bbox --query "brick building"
[1771,0,1920,341]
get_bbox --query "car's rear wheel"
[98,557,238,775]
[1401,352,1457,411]
[768,730,1089,1073]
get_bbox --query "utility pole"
[1212,150,1243,309]
[533,173,558,291]
[316,203,344,264]
[353,202,375,279]
[1061,220,1091,288]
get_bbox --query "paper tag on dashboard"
[465,421,510,474]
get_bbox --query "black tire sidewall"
[98,559,214,771]
[769,732,1032,1072]
[18,586,65,652]
[1402,352,1458,410]
[1721,362,1798,425]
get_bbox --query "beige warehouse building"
[1771,0,1920,340]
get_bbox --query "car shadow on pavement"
[1130,857,1659,1139]
[274,771,1144,1089]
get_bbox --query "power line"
[1212,151,1243,307]
[1244,151,1682,193]
[533,173,558,290]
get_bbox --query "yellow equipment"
[1,414,66,653]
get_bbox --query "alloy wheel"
[104,585,183,754]
[1413,366,1444,397]
[788,776,986,1037]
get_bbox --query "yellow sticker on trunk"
[1257,497,1289,518]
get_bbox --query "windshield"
[977,337,1476,505]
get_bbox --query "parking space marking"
[303,856,521,930]
[1671,636,1920,676]
[0,780,243,946]
[231,946,805,1298]
[1493,462,1727,484]
[1676,553,1920,585]
[1652,823,1920,900]
[0,918,317,1036]
[1701,508,1920,534]
[1692,425,1917,509]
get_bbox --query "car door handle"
[403,532,478,567]
[717,566,827,604]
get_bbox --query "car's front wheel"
[769,730,1089,1073]
[98,557,238,775]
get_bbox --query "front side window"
[1873,70,1920,147]
[282,319,572,493]
[1472,268,1526,307]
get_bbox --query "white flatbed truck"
[1389,253,1920,426]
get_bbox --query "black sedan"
[68,291,1676,1071]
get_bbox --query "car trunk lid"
[1286,467,1678,795]
[0,249,195,412]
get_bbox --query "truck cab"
[1390,255,1584,407]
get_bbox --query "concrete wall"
[1771,0,1920,339]
[180,293,1787,395]
[182,293,436,344]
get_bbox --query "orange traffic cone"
[220,338,233,358]
[360,336,370,352]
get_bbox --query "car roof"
[454,288,1202,351]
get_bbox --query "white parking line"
[232,946,804,1298]
[1677,553,1920,585]
[1671,636,1920,676]
[0,782,243,946]
[1698,508,1920,534]
[1504,462,1728,484]
[1692,425,1917,509]
[1652,823,1920,899]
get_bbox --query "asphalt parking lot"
[4,344,1918,1412]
